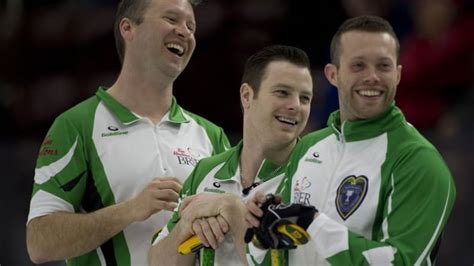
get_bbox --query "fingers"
[130,177,185,221]
[152,177,183,194]
[192,219,209,248]
[153,176,183,184]
[155,200,179,212]
[273,194,282,204]
[191,216,229,250]
[207,216,227,244]
[246,196,264,215]
[130,194,178,221]
[245,201,263,227]
[153,188,180,203]
[255,192,268,204]
[245,192,268,227]
[147,177,183,204]
[216,215,229,234]
[192,218,223,250]
[245,211,260,228]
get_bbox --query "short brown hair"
[330,15,400,67]
[114,0,202,64]
[241,45,310,95]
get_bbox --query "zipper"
[320,122,346,211]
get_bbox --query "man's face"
[128,0,196,77]
[243,61,313,148]
[325,31,401,122]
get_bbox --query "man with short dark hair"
[149,45,314,265]
[247,15,456,265]
[26,0,229,265]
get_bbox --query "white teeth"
[358,90,381,96]
[276,116,297,125]
[166,43,184,55]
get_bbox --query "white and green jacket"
[27,88,230,266]
[251,105,455,265]
[154,141,286,266]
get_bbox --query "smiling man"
[149,45,313,265]
[25,0,230,265]
[247,15,456,265]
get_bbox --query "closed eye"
[351,62,365,71]
[186,23,196,33]
[164,16,177,24]
[378,63,393,71]
[274,90,289,97]
[300,95,311,104]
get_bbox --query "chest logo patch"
[101,126,128,137]
[304,151,322,164]
[336,175,368,220]
[293,176,312,205]
[173,147,201,166]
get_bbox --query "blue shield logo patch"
[336,175,368,220]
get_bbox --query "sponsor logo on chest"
[101,126,128,137]
[293,176,312,205]
[203,187,226,193]
[173,147,201,166]
[304,151,323,164]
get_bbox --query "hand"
[192,216,229,249]
[245,194,316,249]
[180,193,246,224]
[180,193,249,264]
[129,177,182,222]
[245,192,282,228]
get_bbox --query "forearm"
[149,221,195,266]
[27,200,137,264]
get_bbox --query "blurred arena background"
[0,0,472,264]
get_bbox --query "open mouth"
[276,116,298,126]
[356,89,382,97]
[166,43,185,57]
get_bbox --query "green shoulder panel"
[379,124,455,265]
[329,122,456,265]
[325,123,455,265]
[34,94,131,264]
[33,95,100,209]
[336,147,455,265]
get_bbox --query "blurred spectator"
[341,0,413,39]
[396,0,474,128]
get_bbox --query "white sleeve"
[152,226,171,246]
[27,190,74,225]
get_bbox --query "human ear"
[396,64,402,86]
[324,63,338,87]
[240,83,254,109]
[120,18,134,41]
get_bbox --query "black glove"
[245,194,317,249]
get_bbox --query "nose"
[287,96,301,112]
[174,23,192,38]
[363,66,381,84]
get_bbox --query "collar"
[327,104,406,142]
[96,87,190,125]
[213,141,285,183]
